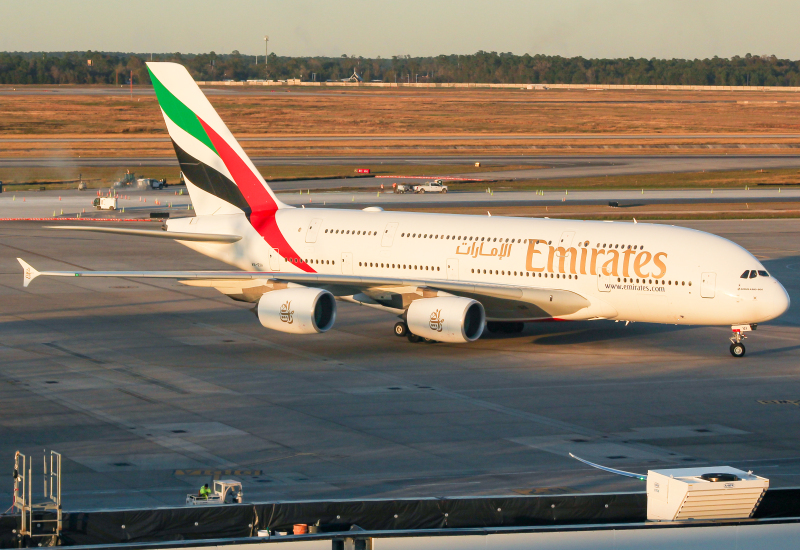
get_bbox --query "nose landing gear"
[729,324,756,357]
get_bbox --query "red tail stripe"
[251,211,315,273]
[197,117,315,274]
[198,117,277,213]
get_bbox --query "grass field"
[454,167,800,191]
[3,87,800,158]
[0,164,540,190]
[3,165,799,193]
[4,87,800,135]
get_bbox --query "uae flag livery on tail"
[146,62,315,273]
[146,62,283,216]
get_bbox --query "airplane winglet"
[569,453,647,480]
[17,258,40,288]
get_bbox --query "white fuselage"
[168,208,790,326]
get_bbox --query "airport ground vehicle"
[19,62,790,357]
[393,183,412,194]
[138,178,167,190]
[186,480,243,505]
[92,197,117,210]
[413,180,448,193]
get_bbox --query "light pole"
[264,36,269,80]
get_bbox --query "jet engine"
[257,287,336,334]
[406,296,485,343]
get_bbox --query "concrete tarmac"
[0,217,798,511]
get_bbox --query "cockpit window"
[749,270,757,279]
[741,270,750,278]
[758,270,770,277]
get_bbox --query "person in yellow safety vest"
[199,483,211,499]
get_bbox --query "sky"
[2,0,799,60]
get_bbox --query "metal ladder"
[13,450,62,542]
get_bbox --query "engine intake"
[257,287,336,334]
[407,296,485,343]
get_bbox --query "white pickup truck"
[413,180,448,193]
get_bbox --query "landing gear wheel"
[729,325,751,358]
[407,333,422,343]
[394,321,408,337]
[423,337,436,343]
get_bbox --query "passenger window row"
[359,261,440,272]
[402,233,526,243]
[290,258,335,265]
[741,270,769,279]
[596,243,645,250]
[325,229,377,236]
[471,269,578,280]
[618,277,690,286]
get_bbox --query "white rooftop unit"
[646,466,768,521]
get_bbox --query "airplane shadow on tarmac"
[483,320,689,346]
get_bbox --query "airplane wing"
[45,226,242,243]
[17,259,590,319]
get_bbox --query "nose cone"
[768,280,791,321]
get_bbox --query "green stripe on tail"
[148,67,218,155]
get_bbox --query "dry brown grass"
[455,167,800,191]
[2,87,800,135]
[0,164,536,189]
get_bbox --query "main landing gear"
[394,321,435,343]
[729,324,756,357]
[394,321,408,337]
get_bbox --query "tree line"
[2,50,800,86]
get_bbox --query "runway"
[5,155,800,188]
[0,217,798,511]
[2,187,800,219]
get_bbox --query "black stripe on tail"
[172,140,251,216]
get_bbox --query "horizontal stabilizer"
[17,258,41,288]
[46,226,241,243]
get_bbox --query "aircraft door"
[341,252,353,274]
[597,273,611,292]
[701,272,716,298]
[381,222,399,247]
[269,248,281,271]
[305,219,322,243]
[446,259,459,280]
[559,231,575,248]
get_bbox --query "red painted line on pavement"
[374,175,487,181]
[0,218,161,222]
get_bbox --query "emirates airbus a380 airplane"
[18,63,790,357]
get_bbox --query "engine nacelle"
[257,287,336,334]
[406,296,485,343]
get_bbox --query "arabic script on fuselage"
[455,239,668,278]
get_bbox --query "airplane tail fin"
[17,258,40,288]
[146,62,287,216]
